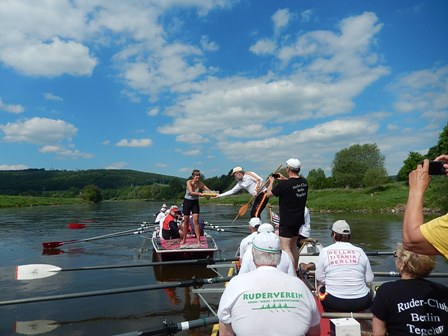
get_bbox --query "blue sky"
[0,0,447,179]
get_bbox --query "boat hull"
[151,233,218,262]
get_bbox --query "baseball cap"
[252,232,281,253]
[232,167,243,174]
[249,217,262,228]
[257,223,275,233]
[170,205,179,211]
[331,220,351,234]
[286,158,301,169]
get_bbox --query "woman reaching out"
[181,169,213,246]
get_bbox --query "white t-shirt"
[315,241,374,299]
[239,232,257,258]
[155,211,165,224]
[218,266,320,336]
[299,207,311,237]
[217,172,265,197]
[239,246,296,277]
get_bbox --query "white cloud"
[200,35,219,51]
[44,92,63,101]
[0,97,24,114]
[0,164,29,170]
[249,38,276,55]
[183,148,201,156]
[0,117,77,144]
[105,162,128,169]
[39,145,93,159]
[147,107,159,117]
[272,8,290,34]
[300,9,313,22]
[1,38,97,77]
[116,138,153,147]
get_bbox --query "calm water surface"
[0,201,446,336]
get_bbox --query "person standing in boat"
[371,243,448,336]
[161,205,181,240]
[315,220,374,312]
[215,167,268,218]
[266,157,308,269]
[181,169,213,246]
[218,231,320,336]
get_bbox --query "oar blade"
[68,223,86,229]
[42,241,64,249]
[16,264,61,280]
[15,320,58,335]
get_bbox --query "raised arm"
[402,159,439,254]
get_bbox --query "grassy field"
[0,195,86,208]
[0,181,441,213]
[200,182,410,213]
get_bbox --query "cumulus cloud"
[39,145,93,159]
[272,8,290,34]
[105,162,128,169]
[116,138,152,147]
[0,98,24,114]
[0,117,77,144]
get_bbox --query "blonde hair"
[396,243,436,278]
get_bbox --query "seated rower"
[239,223,296,276]
[371,243,448,336]
[315,220,374,312]
[161,205,182,240]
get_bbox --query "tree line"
[1,123,446,207]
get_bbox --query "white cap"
[162,204,167,208]
[331,220,351,234]
[232,166,243,174]
[258,223,275,233]
[170,205,179,211]
[249,217,262,228]
[161,207,166,212]
[252,232,281,253]
[286,158,301,169]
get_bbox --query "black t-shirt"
[371,278,448,336]
[271,177,308,228]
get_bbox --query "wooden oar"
[16,257,239,280]
[42,225,151,249]
[112,316,219,336]
[0,276,233,306]
[232,164,282,223]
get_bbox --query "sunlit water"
[0,201,446,336]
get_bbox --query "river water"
[0,201,446,336]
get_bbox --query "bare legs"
[181,213,201,245]
[280,236,299,272]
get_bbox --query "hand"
[408,159,430,195]
[435,154,448,174]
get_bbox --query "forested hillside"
[0,169,184,195]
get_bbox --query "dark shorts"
[183,198,200,215]
[279,225,300,238]
[319,286,372,312]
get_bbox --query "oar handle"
[0,276,233,306]
[112,316,219,336]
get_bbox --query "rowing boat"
[150,230,218,262]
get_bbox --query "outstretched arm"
[402,159,439,254]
